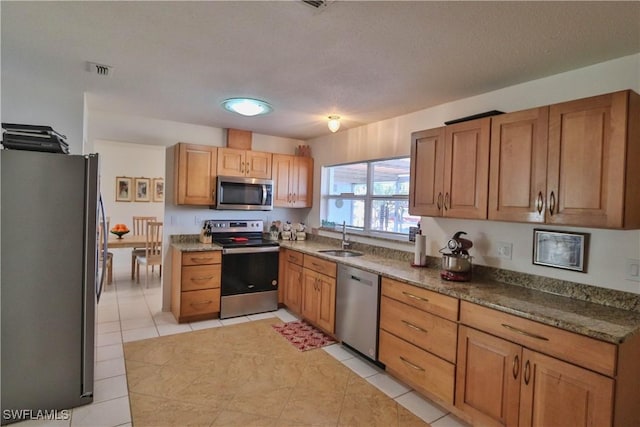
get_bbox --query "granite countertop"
[171,238,640,344]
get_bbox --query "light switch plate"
[626,259,640,282]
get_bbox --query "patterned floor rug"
[271,320,336,351]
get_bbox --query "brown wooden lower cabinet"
[456,325,614,427]
[171,248,221,323]
[379,329,455,404]
[280,248,304,315]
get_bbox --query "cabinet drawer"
[379,329,455,404]
[181,288,220,317]
[460,301,617,377]
[284,249,304,266]
[181,250,221,266]
[381,277,458,321]
[303,254,336,278]
[181,264,221,291]
[380,296,457,363]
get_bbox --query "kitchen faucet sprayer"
[341,221,350,249]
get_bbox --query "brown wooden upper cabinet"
[489,90,640,228]
[409,118,491,219]
[217,147,272,179]
[546,90,640,228]
[489,107,549,223]
[272,154,313,208]
[174,143,217,205]
[413,89,640,229]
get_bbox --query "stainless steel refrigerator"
[1,149,104,424]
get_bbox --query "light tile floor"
[13,252,468,427]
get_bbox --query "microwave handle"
[261,184,267,205]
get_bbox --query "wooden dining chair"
[131,216,157,279]
[135,221,163,287]
[98,217,113,285]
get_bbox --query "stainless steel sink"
[318,249,364,257]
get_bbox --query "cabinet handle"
[536,192,543,214]
[444,192,450,211]
[402,291,429,303]
[190,300,213,306]
[437,192,443,210]
[190,276,214,282]
[549,191,556,216]
[402,320,428,334]
[241,161,245,174]
[524,360,531,385]
[190,257,214,263]
[293,193,297,203]
[288,193,292,203]
[311,263,324,270]
[400,356,425,372]
[513,354,520,379]
[288,256,298,263]
[501,324,549,341]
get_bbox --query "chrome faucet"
[341,221,350,249]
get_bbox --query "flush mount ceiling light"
[222,98,273,117]
[328,115,341,132]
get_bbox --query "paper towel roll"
[413,234,427,266]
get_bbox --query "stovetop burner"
[204,219,278,248]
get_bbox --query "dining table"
[107,233,148,249]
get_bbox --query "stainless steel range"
[205,220,279,319]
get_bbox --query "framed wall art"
[152,178,164,202]
[134,177,151,202]
[115,176,132,202]
[533,229,589,273]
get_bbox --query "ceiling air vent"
[302,0,328,9]
[86,62,114,77]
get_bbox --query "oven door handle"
[223,246,280,255]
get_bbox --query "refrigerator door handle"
[97,195,107,303]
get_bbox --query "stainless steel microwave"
[215,176,273,211]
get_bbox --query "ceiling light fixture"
[327,115,341,133]
[222,98,273,117]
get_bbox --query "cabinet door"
[489,108,549,223]
[246,151,272,179]
[519,349,614,427]
[409,127,445,216]
[175,143,217,205]
[272,154,293,207]
[301,269,319,322]
[292,156,313,208]
[284,262,303,315]
[546,91,628,228]
[316,273,335,333]
[217,147,245,177]
[443,118,490,219]
[456,326,521,427]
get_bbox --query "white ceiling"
[2,1,639,141]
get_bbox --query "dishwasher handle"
[350,275,373,286]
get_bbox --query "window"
[323,157,419,236]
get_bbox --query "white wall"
[307,54,640,294]
[94,139,165,227]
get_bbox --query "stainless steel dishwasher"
[336,264,380,362]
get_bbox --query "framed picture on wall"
[152,178,164,202]
[115,176,132,202]
[134,177,151,202]
[533,229,589,272]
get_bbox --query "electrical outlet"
[497,242,513,260]
[626,259,640,282]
